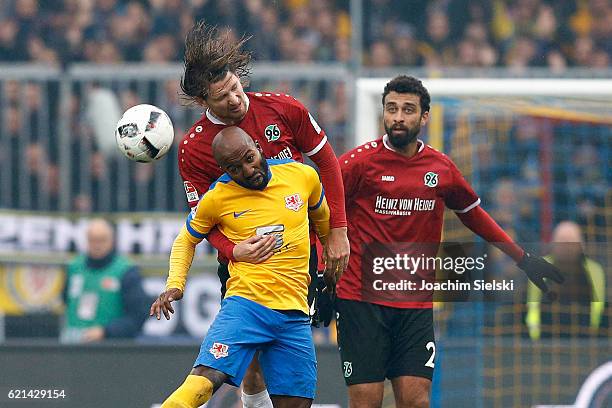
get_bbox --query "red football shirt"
[179,92,328,201]
[336,135,480,308]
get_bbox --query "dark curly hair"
[180,21,252,105]
[382,75,431,114]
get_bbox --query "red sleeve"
[310,142,346,228]
[207,227,235,262]
[457,206,525,262]
[443,159,480,212]
[282,97,328,158]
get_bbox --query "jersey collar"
[205,93,251,125]
[382,134,425,154]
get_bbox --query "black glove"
[517,252,564,293]
[310,277,335,328]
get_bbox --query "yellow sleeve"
[166,225,198,292]
[305,165,330,242]
[166,192,219,291]
[185,192,218,241]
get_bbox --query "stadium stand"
[0,0,608,68]
[0,1,609,407]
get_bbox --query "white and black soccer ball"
[115,104,174,162]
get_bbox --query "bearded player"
[167,22,348,408]
[335,76,563,407]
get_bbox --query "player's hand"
[233,235,276,263]
[323,227,350,279]
[150,288,183,320]
[318,285,335,327]
[517,252,564,293]
[322,268,337,296]
[310,280,335,328]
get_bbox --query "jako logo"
[381,175,395,182]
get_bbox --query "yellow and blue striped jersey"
[167,159,329,314]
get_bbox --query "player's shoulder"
[248,91,306,109]
[268,158,317,177]
[339,137,383,165]
[181,115,205,140]
[180,113,220,145]
[207,173,234,193]
[420,142,458,169]
[178,114,218,165]
[268,157,297,166]
[268,157,310,171]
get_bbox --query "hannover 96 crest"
[424,171,439,187]
[264,124,281,142]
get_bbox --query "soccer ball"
[115,104,174,162]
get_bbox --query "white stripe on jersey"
[454,198,481,213]
[304,135,328,157]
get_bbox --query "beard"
[243,157,270,190]
[385,122,421,150]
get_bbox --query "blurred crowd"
[0,76,348,212]
[364,0,611,69]
[0,0,609,230]
[472,116,610,243]
[0,0,610,69]
[61,76,349,213]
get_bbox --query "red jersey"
[179,92,328,205]
[336,135,480,308]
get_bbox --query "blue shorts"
[194,296,317,399]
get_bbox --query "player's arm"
[203,216,275,263]
[445,161,563,292]
[305,165,336,292]
[179,150,274,262]
[283,97,349,272]
[457,207,563,292]
[307,176,330,244]
[309,143,346,230]
[179,148,242,261]
[150,194,216,320]
[305,162,330,240]
[311,143,350,273]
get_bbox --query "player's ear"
[420,110,430,126]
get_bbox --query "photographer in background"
[526,221,606,340]
[61,218,148,343]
